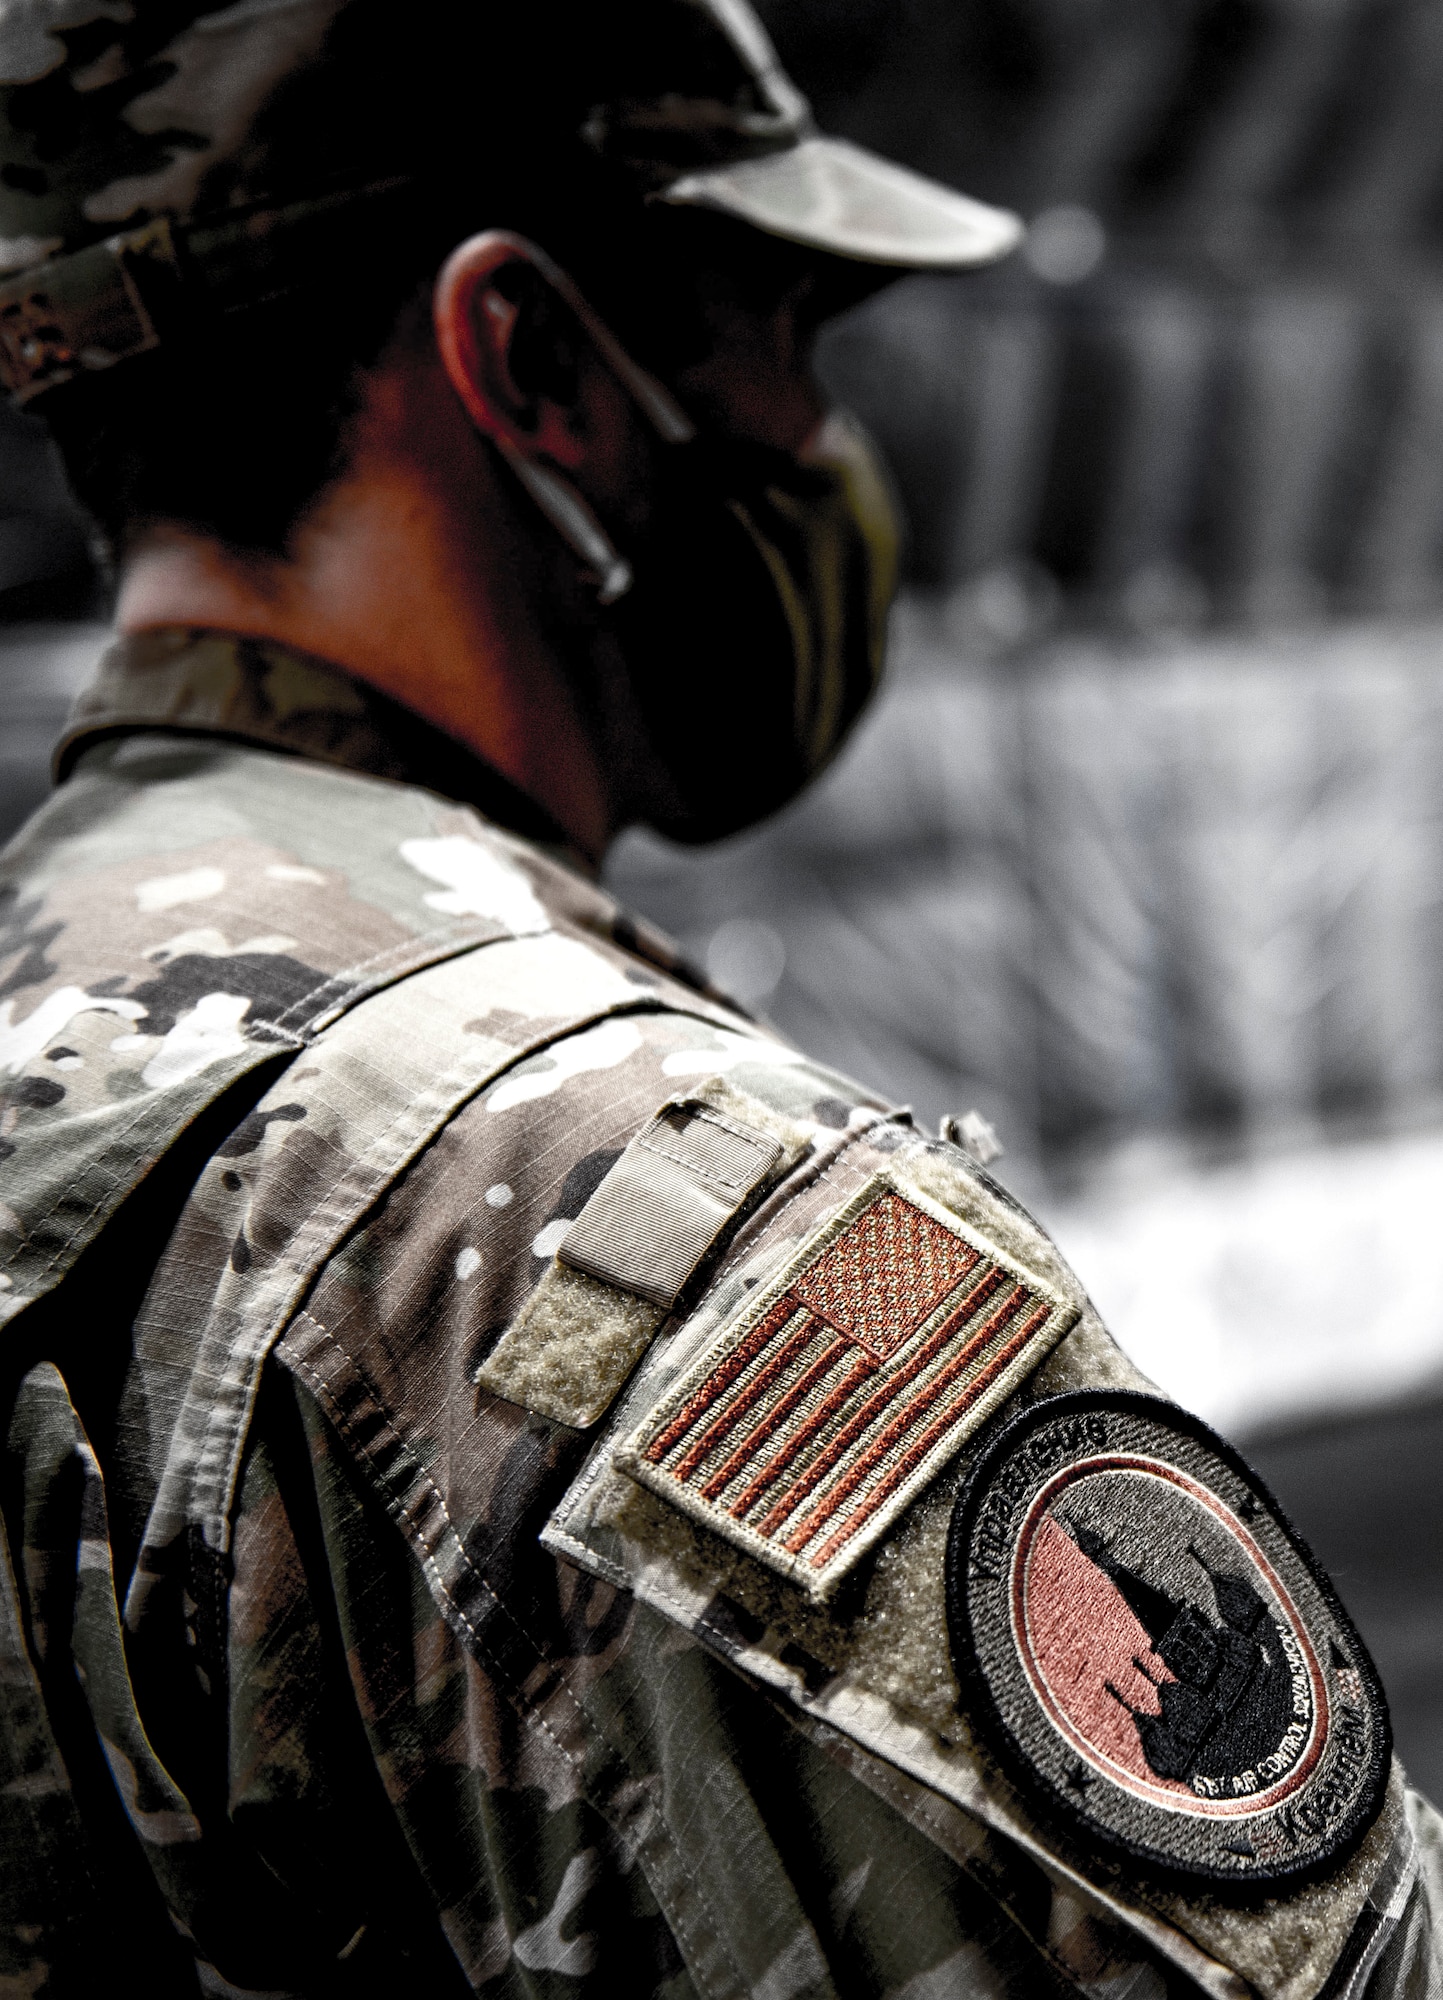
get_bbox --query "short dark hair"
[43,269,415,558]
[38,178,597,556]
[16,0,859,558]
[38,182,825,559]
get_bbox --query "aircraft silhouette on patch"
[1066,1519,1299,1790]
[948,1391,1391,1886]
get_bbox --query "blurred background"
[1,0,1440,1792]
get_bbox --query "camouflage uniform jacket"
[1,628,1439,2000]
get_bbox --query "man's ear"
[433,231,693,472]
[434,232,592,472]
[433,232,692,604]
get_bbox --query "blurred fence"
[761,0,1443,241]
[783,0,1443,625]
[822,264,1443,624]
[0,624,110,831]
[609,602,1443,1164]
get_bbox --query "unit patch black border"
[946,1390,1391,1893]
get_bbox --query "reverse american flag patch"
[616,1174,1078,1599]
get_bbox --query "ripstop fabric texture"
[0,629,1439,1999]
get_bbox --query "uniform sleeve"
[103,992,1440,1999]
[1362,1791,1443,2000]
[250,1008,1211,1994]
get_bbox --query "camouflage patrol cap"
[0,0,1020,402]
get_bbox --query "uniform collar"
[56,626,577,854]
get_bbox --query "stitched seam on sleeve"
[280,1333,586,1767]
[281,1316,750,1999]
[188,994,693,1545]
[1,925,510,1288]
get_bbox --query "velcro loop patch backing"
[559,1093,785,1309]
[616,1172,1078,1600]
[476,1264,666,1429]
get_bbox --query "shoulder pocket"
[477,1077,811,1427]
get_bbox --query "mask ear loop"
[495,448,638,604]
[466,232,696,604]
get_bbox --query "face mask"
[610,407,900,842]
[484,239,901,843]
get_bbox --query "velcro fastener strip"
[559,1096,785,1309]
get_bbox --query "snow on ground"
[1044,1122,1443,1437]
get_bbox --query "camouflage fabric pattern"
[3,631,1442,1998]
[0,0,819,405]
[55,626,578,838]
[0,0,1015,405]
[0,636,623,1334]
[0,0,806,278]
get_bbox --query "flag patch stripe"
[781,1284,1036,1554]
[645,1291,800,1462]
[759,1260,1014,1540]
[621,1178,1079,1599]
[670,1306,817,1482]
[808,1300,1053,1568]
[698,1325,855,1502]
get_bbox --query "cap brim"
[659,135,1022,271]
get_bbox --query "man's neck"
[116,404,612,861]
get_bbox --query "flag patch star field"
[946,1390,1392,1890]
[617,1176,1077,1599]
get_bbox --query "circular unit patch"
[946,1390,1390,1891]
